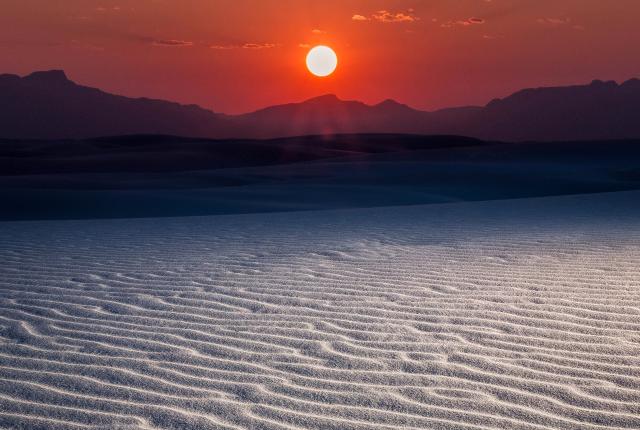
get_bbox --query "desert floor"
[1,191,639,429]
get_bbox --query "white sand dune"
[1,192,640,429]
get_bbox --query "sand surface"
[1,192,640,429]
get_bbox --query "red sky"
[1,0,639,114]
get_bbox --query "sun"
[306,46,338,77]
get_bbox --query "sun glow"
[306,46,338,77]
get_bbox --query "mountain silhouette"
[2,70,640,141]
[229,94,430,138]
[470,79,640,141]
[0,70,232,139]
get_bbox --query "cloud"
[537,17,571,25]
[210,42,278,50]
[242,43,277,49]
[353,10,419,23]
[372,10,419,23]
[537,18,584,31]
[299,43,312,48]
[96,6,121,13]
[153,39,193,47]
[311,29,326,34]
[441,17,485,28]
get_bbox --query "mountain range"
[2,70,640,141]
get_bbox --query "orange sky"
[1,0,639,114]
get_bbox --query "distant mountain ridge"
[2,70,640,141]
[0,70,232,139]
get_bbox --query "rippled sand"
[1,192,640,430]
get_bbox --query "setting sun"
[306,45,338,77]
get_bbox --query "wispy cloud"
[353,10,419,23]
[373,10,419,23]
[96,6,121,13]
[210,42,278,50]
[69,5,122,20]
[537,17,584,30]
[537,17,570,26]
[441,17,485,28]
[242,43,277,49]
[153,39,193,47]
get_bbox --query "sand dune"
[1,192,640,429]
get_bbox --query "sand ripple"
[1,193,640,429]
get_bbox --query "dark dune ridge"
[1,134,639,220]
[0,134,484,175]
[2,70,640,141]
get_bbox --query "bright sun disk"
[306,46,338,77]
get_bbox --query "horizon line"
[3,68,639,116]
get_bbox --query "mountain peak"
[375,99,411,109]
[303,94,341,104]
[589,79,617,89]
[24,70,71,84]
[622,78,640,89]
